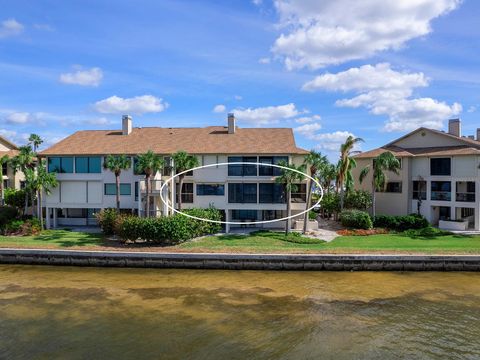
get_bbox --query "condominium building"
[0,135,24,191]
[39,115,309,231]
[352,119,480,231]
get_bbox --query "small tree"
[171,150,199,211]
[336,136,363,210]
[0,155,9,206]
[135,150,164,217]
[103,155,131,211]
[275,160,306,235]
[302,150,328,234]
[359,151,401,217]
[10,146,35,215]
[28,134,43,153]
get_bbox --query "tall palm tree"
[135,150,164,217]
[302,150,328,234]
[275,160,305,235]
[337,135,363,210]
[10,146,35,215]
[171,150,199,210]
[321,163,337,194]
[359,151,401,217]
[0,154,9,206]
[103,155,131,211]
[28,134,43,153]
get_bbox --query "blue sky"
[0,0,479,160]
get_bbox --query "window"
[262,210,285,221]
[2,162,7,176]
[431,181,451,201]
[48,157,73,173]
[75,157,101,173]
[20,181,26,189]
[196,184,225,196]
[176,183,194,203]
[259,156,289,176]
[104,183,131,196]
[430,158,451,176]
[163,157,171,176]
[259,183,285,203]
[412,181,427,200]
[291,183,307,202]
[228,183,257,203]
[378,182,402,193]
[456,181,475,202]
[461,208,474,218]
[231,210,257,221]
[132,157,145,175]
[135,182,139,201]
[439,206,451,221]
[228,156,257,176]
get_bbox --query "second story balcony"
[456,181,476,202]
[431,181,451,201]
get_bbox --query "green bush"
[117,208,222,245]
[309,211,317,220]
[4,188,30,209]
[373,214,429,231]
[340,210,373,230]
[95,209,119,235]
[0,206,19,230]
[344,190,373,211]
[4,218,42,236]
[320,192,340,215]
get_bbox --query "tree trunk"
[24,190,28,216]
[145,174,150,217]
[371,178,376,218]
[178,175,184,210]
[303,178,312,234]
[0,176,3,206]
[115,174,120,212]
[340,187,345,211]
[37,189,41,221]
[285,188,291,235]
[39,190,44,229]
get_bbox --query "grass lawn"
[2,229,480,254]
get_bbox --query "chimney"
[477,128,480,141]
[448,118,461,137]
[228,113,236,134]
[122,115,132,135]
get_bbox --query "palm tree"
[359,151,401,217]
[171,150,199,210]
[28,134,43,153]
[321,163,337,194]
[10,146,35,215]
[0,154,9,206]
[302,150,328,234]
[337,136,363,210]
[103,155,131,211]
[135,150,164,217]
[275,160,305,235]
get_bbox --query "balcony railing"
[431,191,451,201]
[456,192,475,202]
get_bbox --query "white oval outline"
[159,161,323,225]
[159,162,323,225]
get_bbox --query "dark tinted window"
[228,156,257,176]
[48,157,61,173]
[197,184,225,196]
[231,210,257,221]
[431,158,451,176]
[228,183,257,203]
[259,156,288,176]
[259,183,285,203]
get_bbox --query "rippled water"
[0,266,480,359]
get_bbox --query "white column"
[225,210,230,233]
[45,207,51,229]
[53,208,58,228]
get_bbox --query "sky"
[0,0,479,161]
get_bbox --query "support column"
[45,207,51,229]
[53,208,58,228]
[225,210,230,233]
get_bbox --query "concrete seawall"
[1,249,480,271]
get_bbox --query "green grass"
[0,230,104,248]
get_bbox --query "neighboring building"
[0,135,24,191]
[352,119,480,230]
[39,115,309,231]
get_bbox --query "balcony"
[456,192,475,202]
[456,181,475,202]
[431,191,451,201]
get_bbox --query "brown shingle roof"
[40,126,308,156]
[0,150,19,157]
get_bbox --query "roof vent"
[448,118,461,137]
[228,113,235,134]
[122,115,132,135]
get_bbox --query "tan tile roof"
[0,150,19,157]
[354,146,413,159]
[40,126,308,156]
[356,145,480,159]
[0,135,18,150]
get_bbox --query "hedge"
[372,214,429,231]
[340,210,373,230]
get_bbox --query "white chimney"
[448,118,461,137]
[228,113,236,134]
[122,115,132,135]
[477,128,480,141]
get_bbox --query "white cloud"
[232,103,300,126]
[303,63,462,132]
[213,104,226,113]
[311,131,357,153]
[60,67,103,86]
[272,0,461,70]
[94,95,168,114]
[5,112,31,124]
[294,122,322,136]
[258,57,271,64]
[252,0,262,5]
[295,114,321,123]
[234,95,243,100]
[0,18,24,39]
[467,106,476,113]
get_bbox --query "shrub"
[4,218,42,236]
[0,206,19,230]
[344,190,373,211]
[309,211,317,220]
[340,210,373,230]
[373,214,429,231]
[95,209,119,236]
[320,192,340,215]
[403,226,451,238]
[4,188,31,209]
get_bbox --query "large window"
[430,158,451,176]
[228,183,257,203]
[259,183,285,203]
[176,183,194,203]
[231,210,257,221]
[456,181,475,202]
[259,156,288,176]
[378,181,402,193]
[431,181,451,201]
[75,157,101,173]
[197,184,225,196]
[412,181,427,200]
[48,157,73,173]
[104,183,131,196]
[291,183,307,202]
[228,156,257,176]
[262,210,285,221]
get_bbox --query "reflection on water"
[1,266,480,359]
